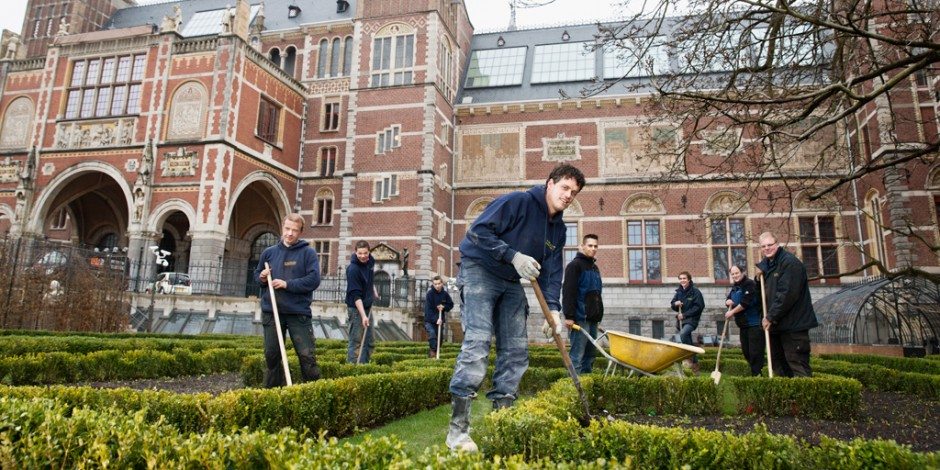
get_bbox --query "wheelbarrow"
[572,325,705,378]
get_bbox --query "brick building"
[0,0,936,338]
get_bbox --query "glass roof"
[603,41,670,79]
[181,5,262,38]
[465,47,527,88]
[531,41,594,84]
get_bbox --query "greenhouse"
[811,276,940,356]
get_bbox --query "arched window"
[864,190,887,273]
[330,38,341,77]
[704,191,749,282]
[342,36,353,76]
[315,188,334,225]
[621,194,666,283]
[284,46,297,78]
[370,23,415,87]
[0,97,34,149]
[317,39,329,78]
[269,47,281,68]
[438,36,454,99]
[166,82,207,140]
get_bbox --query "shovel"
[264,262,292,386]
[436,308,443,360]
[531,278,592,426]
[711,316,731,384]
[356,312,370,364]
[759,274,774,378]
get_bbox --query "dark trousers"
[425,321,443,353]
[769,329,812,377]
[262,312,321,387]
[739,325,766,376]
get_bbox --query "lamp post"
[146,245,170,333]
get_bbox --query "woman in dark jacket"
[724,265,764,376]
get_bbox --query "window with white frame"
[376,125,401,154]
[321,100,341,132]
[319,146,337,177]
[370,24,415,87]
[564,222,579,266]
[373,174,399,202]
[438,36,455,99]
[65,54,146,119]
[317,36,353,79]
[626,219,661,282]
[314,240,331,276]
[799,215,839,278]
[315,189,333,225]
[711,218,747,282]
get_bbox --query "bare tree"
[589,0,939,280]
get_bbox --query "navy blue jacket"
[756,247,818,333]
[727,275,761,328]
[670,281,704,328]
[562,252,603,323]
[459,185,567,310]
[345,253,375,309]
[424,287,454,324]
[254,239,321,315]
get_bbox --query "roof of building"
[458,22,651,106]
[106,0,356,35]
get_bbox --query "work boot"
[445,395,478,452]
[491,396,514,412]
[429,349,435,358]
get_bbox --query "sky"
[2,0,624,37]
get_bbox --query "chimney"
[231,0,251,40]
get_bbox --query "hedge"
[813,360,940,400]
[819,353,940,375]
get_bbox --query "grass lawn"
[342,398,495,455]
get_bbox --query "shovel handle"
[531,278,591,425]
[759,274,774,378]
[265,262,293,386]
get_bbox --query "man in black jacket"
[424,275,455,358]
[755,231,819,377]
[562,234,603,374]
[670,271,704,373]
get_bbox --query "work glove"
[541,310,564,338]
[511,253,540,280]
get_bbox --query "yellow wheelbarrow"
[572,325,705,377]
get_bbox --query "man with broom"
[255,213,322,387]
[445,164,585,452]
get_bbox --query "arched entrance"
[223,175,290,297]
[37,171,130,247]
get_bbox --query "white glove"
[541,310,564,338]
[511,253,541,280]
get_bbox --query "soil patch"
[622,390,940,452]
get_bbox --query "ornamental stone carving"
[0,157,18,183]
[542,133,580,162]
[53,118,136,149]
[160,147,199,177]
[166,82,207,140]
[457,127,523,183]
[0,97,33,149]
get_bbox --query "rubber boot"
[445,395,478,452]
[491,396,514,412]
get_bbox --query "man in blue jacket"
[562,234,603,374]
[255,213,322,388]
[670,271,704,374]
[446,164,585,452]
[425,275,454,358]
[346,240,377,363]
[756,231,818,377]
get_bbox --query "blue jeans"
[346,307,374,363]
[678,322,699,364]
[449,258,529,400]
[262,313,320,387]
[425,321,443,353]
[568,320,598,374]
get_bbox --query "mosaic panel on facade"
[600,122,676,176]
[166,82,207,140]
[457,128,522,183]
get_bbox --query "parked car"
[149,272,193,295]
